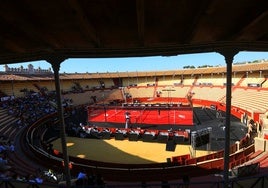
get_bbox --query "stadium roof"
[0,0,268,65]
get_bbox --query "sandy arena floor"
[52,137,211,164]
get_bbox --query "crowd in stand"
[0,90,107,186]
[0,138,17,184]
[0,92,58,127]
[0,91,60,185]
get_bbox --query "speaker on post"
[166,140,176,151]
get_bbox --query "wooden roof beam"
[136,0,145,46]
[68,0,100,47]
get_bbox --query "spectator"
[77,169,87,180]
[161,180,170,188]
[0,156,8,166]
[8,141,15,152]
[96,174,105,187]
[0,144,7,153]
[76,169,88,186]
[182,174,190,188]
[87,173,96,186]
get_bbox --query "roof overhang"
[0,0,268,64]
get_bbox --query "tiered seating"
[128,87,155,98]
[231,88,268,112]
[0,83,16,97]
[259,153,268,168]
[196,77,214,86]
[127,76,155,87]
[102,79,115,88]
[171,154,191,164]
[0,90,7,98]
[195,75,213,86]
[136,77,147,86]
[82,79,113,89]
[0,108,26,176]
[168,86,190,98]
[157,75,176,86]
[191,87,226,101]
[58,80,74,92]
[157,86,178,98]
[122,77,139,87]
[231,72,246,86]
[210,77,225,86]
[64,89,125,106]
[261,79,268,88]
[32,80,56,92]
[241,151,268,174]
[181,76,195,85]
[248,150,263,160]
[2,80,54,97]
[239,72,265,87]
[102,89,124,103]
[0,109,20,141]
[13,82,37,96]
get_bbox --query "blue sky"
[1,51,268,73]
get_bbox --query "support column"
[219,50,238,188]
[48,57,72,188]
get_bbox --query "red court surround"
[88,105,193,126]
